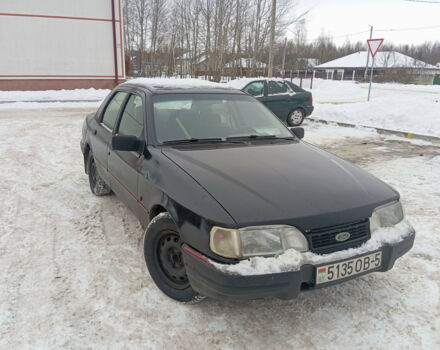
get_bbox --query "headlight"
[370,200,404,233]
[210,225,309,259]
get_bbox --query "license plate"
[316,251,382,285]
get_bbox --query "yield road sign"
[367,39,384,58]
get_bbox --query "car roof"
[120,78,244,95]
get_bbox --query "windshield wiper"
[162,137,224,144]
[226,134,294,141]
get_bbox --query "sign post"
[367,38,384,101]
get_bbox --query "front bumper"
[182,229,415,300]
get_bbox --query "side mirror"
[289,127,304,139]
[112,135,142,152]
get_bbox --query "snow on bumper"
[182,220,415,300]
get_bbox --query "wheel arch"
[288,105,306,117]
[149,204,168,222]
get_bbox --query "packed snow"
[211,220,414,276]
[0,106,439,349]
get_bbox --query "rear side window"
[118,95,144,138]
[102,91,128,129]
[267,81,288,95]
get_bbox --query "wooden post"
[341,69,344,80]
[267,0,276,77]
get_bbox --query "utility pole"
[267,0,276,77]
[364,25,373,79]
[281,37,287,77]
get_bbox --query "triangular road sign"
[367,39,384,58]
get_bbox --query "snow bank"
[0,88,110,102]
[211,220,414,276]
[126,77,223,89]
[294,79,440,137]
[313,93,440,137]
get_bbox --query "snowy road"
[0,108,439,349]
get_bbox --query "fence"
[128,67,437,88]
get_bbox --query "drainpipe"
[111,0,119,86]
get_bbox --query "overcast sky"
[290,0,440,46]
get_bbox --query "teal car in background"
[227,79,314,126]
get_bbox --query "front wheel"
[88,153,111,196]
[144,212,205,303]
[287,108,305,126]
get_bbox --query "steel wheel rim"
[290,110,303,125]
[157,232,188,288]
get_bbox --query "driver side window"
[117,94,144,138]
[243,81,264,96]
[102,91,128,130]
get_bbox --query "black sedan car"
[226,78,314,126]
[80,79,414,303]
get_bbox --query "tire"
[88,153,111,196]
[144,212,205,303]
[287,108,305,126]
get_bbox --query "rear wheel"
[144,212,205,303]
[287,108,305,126]
[88,153,111,196]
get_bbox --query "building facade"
[0,0,125,90]
[313,51,438,84]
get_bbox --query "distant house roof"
[176,53,206,64]
[224,58,267,69]
[315,51,437,70]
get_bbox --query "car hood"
[162,142,398,229]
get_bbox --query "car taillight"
[309,95,313,102]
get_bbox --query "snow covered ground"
[0,107,439,349]
[294,78,440,137]
[0,88,110,110]
[1,78,439,137]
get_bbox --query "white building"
[0,0,125,90]
[314,51,437,83]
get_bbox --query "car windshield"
[153,94,293,143]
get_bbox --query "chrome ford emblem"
[335,232,351,242]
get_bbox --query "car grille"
[306,219,370,254]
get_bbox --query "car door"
[261,80,292,119]
[108,90,148,221]
[91,91,128,184]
